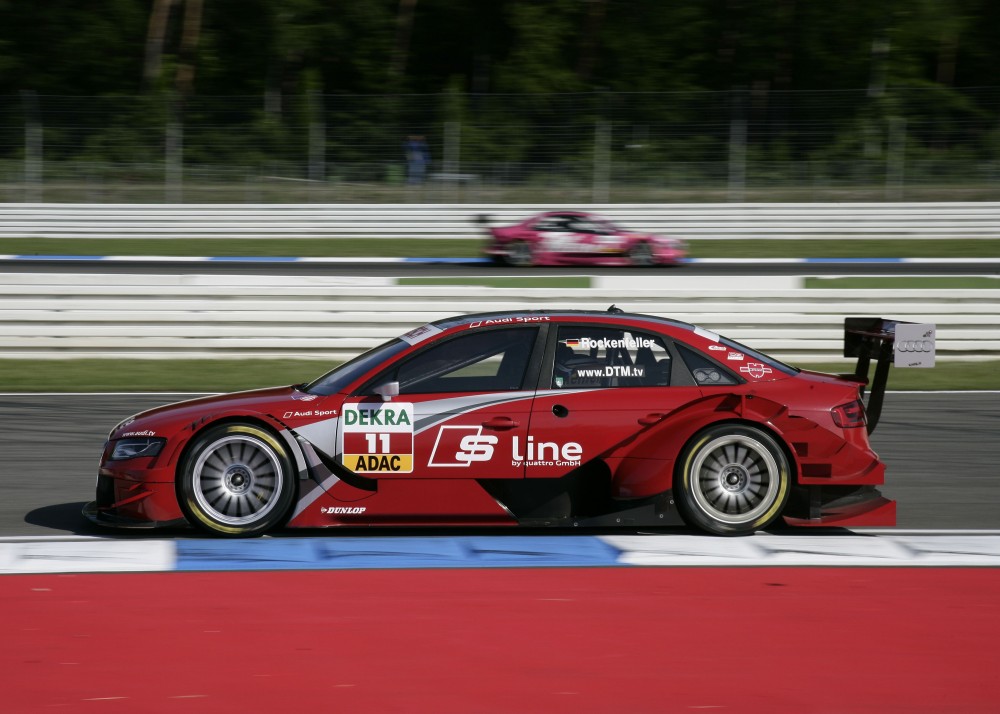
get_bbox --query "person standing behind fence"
[405,134,430,185]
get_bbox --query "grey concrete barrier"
[1,272,997,361]
[2,202,1000,240]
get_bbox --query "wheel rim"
[191,434,284,526]
[629,243,654,266]
[689,434,781,525]
[508,242,532,266]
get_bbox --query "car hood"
[109,385,307,438]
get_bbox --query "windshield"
[303,339,411,396]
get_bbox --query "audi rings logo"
[895,340,934,353]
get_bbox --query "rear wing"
[844,317,936,434]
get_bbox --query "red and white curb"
[2,531,1000,575]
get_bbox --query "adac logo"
[740,363,773,379]
[428,425,498,467]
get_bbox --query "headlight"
[110,437,165,461]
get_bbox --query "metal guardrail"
[1,272,996,361]
[2,202,1000,240]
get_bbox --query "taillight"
[832,400,867,428]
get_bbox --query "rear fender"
[609,393,799,499]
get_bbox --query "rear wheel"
[506,240,534,267]
[178,423,296,537]
[674,424,790,536]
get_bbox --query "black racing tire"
[627,241,655,266]
[506,240,534,267]
[674,424,791,536]
[178,423,296,537]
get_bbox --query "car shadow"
[21,505,859,540]
[23,502,194,539]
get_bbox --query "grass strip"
[2,359,325,393]
[1,358,996,393]
[805,276,1000,289]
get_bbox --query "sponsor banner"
[320,506,367,515]
[894,323,935,368]
[572,366,646,379]
[428,425,498,467]
[469,316,550,328]
[283,409,337,419]
[341,402,414,474]
[576,336,655,351]
[400,323,443,345]
[513,435,582,468]
[739,363,773,379]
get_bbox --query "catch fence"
[2,89,999,203]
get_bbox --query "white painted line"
[2,532,1000,573]
[0,539,176,574]
[600,534,1000,567]
[594,275,804,290]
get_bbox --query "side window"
[567,218,597,234]
[388,327,539,394]
[552,325,672,389]
[534,215,571,232]
[676,344,740,386]
[592,220,616,235]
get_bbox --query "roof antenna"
[607,304,624,314]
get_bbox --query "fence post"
[22,90,42,202]
[728,90,747,202]
[443,120,461,200]
[165,99,183,203]
[886,116,906,201]
[593,120,610,203]
[309,90,325,183]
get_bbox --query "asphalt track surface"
[5,393,1000,713]
[3,256,1000,276]
[3,392,998,537]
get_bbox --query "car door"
[533,214,578,255]
[339,324,545,480]
[525,323,702,485]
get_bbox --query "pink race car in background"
[481,211,687,267]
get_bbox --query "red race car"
[87,310,915,537]
[481,211,686,266]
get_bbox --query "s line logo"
[428,425,498,467]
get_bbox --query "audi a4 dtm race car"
[480,211,687,267]
[86,310,931,537]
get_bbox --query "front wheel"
[627,241,655,266]
[674,424,790,536]
[178,423,296,537]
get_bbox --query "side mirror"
[373,381,400,402]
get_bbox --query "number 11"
[365,433,390,453]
